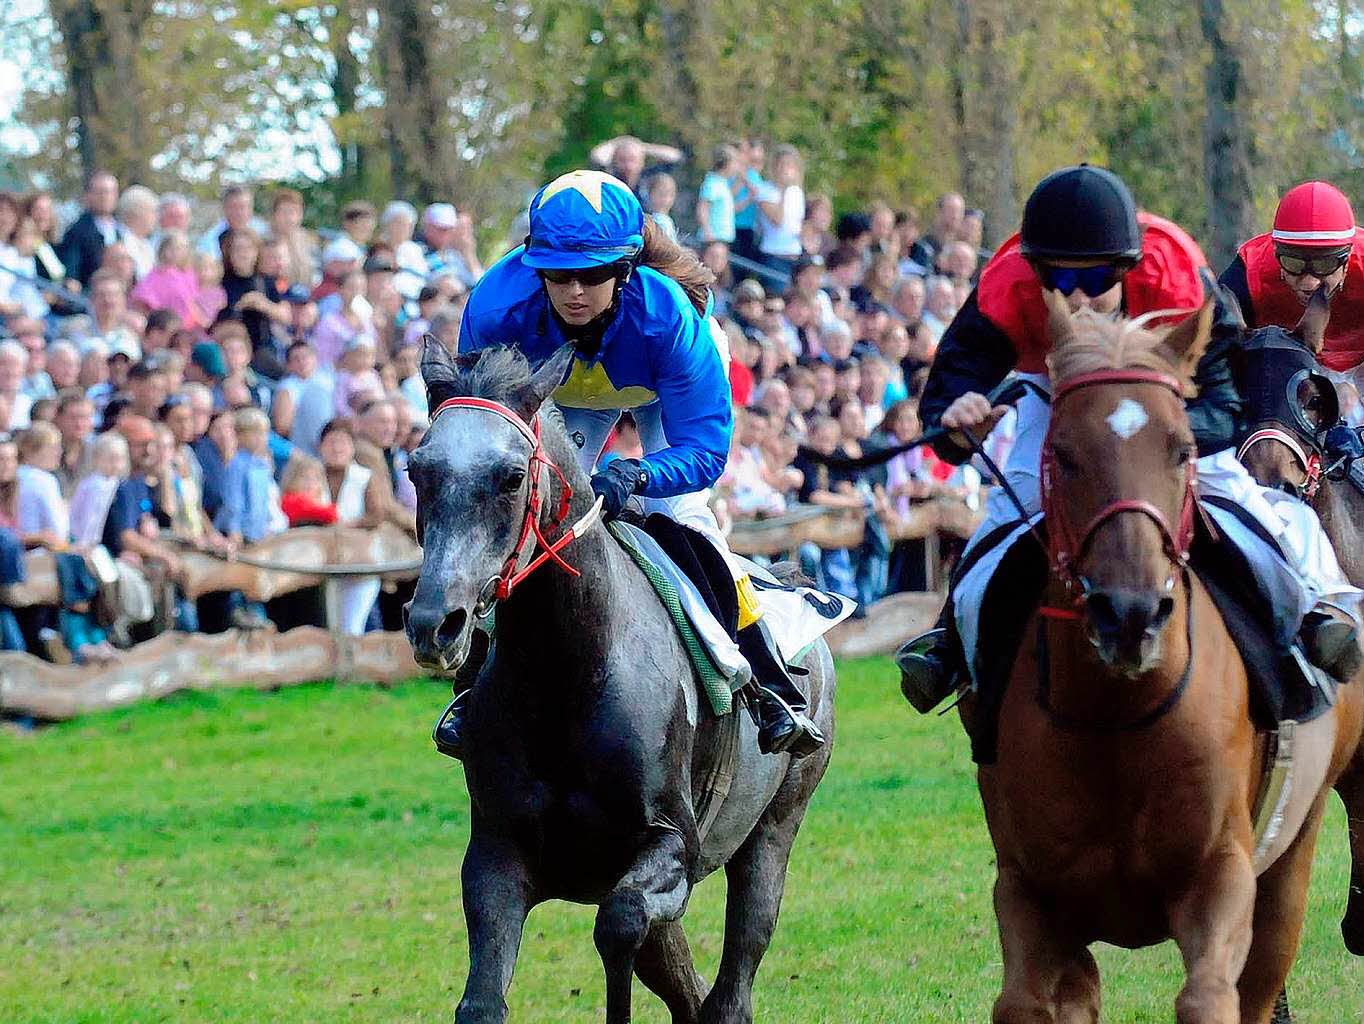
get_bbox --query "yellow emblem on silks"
[554,357,657,411]
[537,170,631,215]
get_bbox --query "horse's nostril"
[1279,480,1302,499]
[1153,595,1175,632]
[435,608,468,649]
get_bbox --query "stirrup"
[895,627,962,714]
[432,690,469,760]
[753,686,825,758]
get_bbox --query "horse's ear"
[1156,299,1215,391]
[1042,289,1075,351]
[421,334,480,410]
[1292,285,1330,354]
[514,343,575,420]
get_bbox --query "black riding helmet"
[1020,164,1142,263]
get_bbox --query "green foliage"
[0,661,1357,1021]
[5,0,1364,249]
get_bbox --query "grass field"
[1,657,1359,1023]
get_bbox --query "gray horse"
[403,341,837,1024]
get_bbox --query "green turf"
[1,658,1358,1022]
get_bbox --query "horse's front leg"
[1167,842,1257,1024]
[455,835,536,1024]
[595,822,692,1024]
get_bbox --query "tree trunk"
[377,0,456,205]
[951,0,1019,247]
[330,0,367,189]
[1199,0,1253,268]
[51,0,150,184]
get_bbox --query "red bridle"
[427,396,601,612]
[1041,369,1198,594]
[1236,427,1323,499]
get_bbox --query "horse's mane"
[421,344,534,410]
[1046,308,1187,387]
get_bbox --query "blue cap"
[523,170,645,270]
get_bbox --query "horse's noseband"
[1236,426,1323,499]
[1041,369,1197,594]
[428,396,603,613]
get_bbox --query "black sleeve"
[918,289,1018,464]
[1186,270,1246,456]
[1217,256,1254,327]
[101,482,141,557]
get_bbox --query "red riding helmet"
[1272,181,1356,249]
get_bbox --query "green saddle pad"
[608,521,735,716]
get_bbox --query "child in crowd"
[69,431,130,546]
[15,422,69,548]
[279,453,338,527]
[646,173,679,241]
[333,337,383,417]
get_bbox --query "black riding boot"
[1298,609,1363,683]
[738,620,825,758]
[896,594,966,713]
[432,628,491,760]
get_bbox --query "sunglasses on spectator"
[538,265,620,287]
[1034,262,1128,297]
[1276,249,1350,278]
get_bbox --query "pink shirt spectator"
[310,310,378,369]
[131,266,201,325]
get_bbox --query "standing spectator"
[197,184,266,256]
[219,227,291,368]
[0,218,53,322]
[311,236,362,303]
[756,145,806,278]
[310,268,376,368]
[892,273,926,327]
[318,418,384,634]
[23,191,69,293]
[802,193,835,257]
[588,135,683,194]
[835,212,873,258]
[0,339,32,429]
[868,201,898,256]
[339,200,377,247]
[858,355,891,430]
[271,341,319,439]
[192,250,227,325]
[699,241,733,316]
[957,207,991,263]
[380,201,428,300]
[86,270,142,359]
[732,138,768,263]
[141,309,183,357]
[150,192,192,253]
[269,188,316,287]
[646,173,679,241]
[59,171,122,290]
[911,191,965,270]
[117,185,159,280]
[938,239,980,285]
[131,231,201,326]
[11,320,52,400]
[920,275,959,340]
[332,337,382,417]
[422,203,483,290]
[98,239,139,293]
[697,144,740,244]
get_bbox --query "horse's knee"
[595,889,651,961]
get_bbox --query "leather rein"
[427,396,603,617]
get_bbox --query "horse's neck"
[1317,481,1364,587]
[1039,575,1195,725]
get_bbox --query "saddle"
[966,506,1337,766]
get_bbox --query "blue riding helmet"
[522,170,645,270]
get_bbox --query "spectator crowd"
[0,138,995,662]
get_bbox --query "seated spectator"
[30,397,56,424]
[10,320,51,401]
[721,407,787,519]
[69,430,129,546]
[99,240,139,293]
[53,390,96,495]
[895,209,925,275]
[868,200,898,257]
[730,278,765,336]
[117,185,158,280]
[159,393,201,492]
[312,236,363,304]
[0,339,33,429]
[892,272,926,327]
[646,173,679,241]
[140,308,183,356]
[125,361,169,421]
[833,358,861,406]
[46,340,80,394]
[219,227,293,366]
[279,452,338,527]
[785,364,817,427]
[920,275,959,340]
[214,322,270,408]
[851,250,898,308]
[192,407,235,524]
[86,269,142,358]
[859,355,891,430]
[311,268,376,368]
[332,337,382,417]
[391,340,426,421]
[192,250,227,325]
[16,422,69,549]
[0,433,18,531]
[821,320,855,364]
[318,417,385,634]
[698,241,733,316]
[353,397,417,534]
[271,340,318,439]
[802,193,835,257]
[874,322,912,405]
[0,218,53,321]
[835,212,873,259]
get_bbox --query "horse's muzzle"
[1083,587,1175,677]
[404,601,475,672]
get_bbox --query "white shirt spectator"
[69,473,121,546]
[16,464,69,541]
[758,184,805,259]
[6,392,33,430]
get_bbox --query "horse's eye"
[1053,449,1080,475]
[500,469,526,494]
[1175,445,1194,467]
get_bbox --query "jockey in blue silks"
[433,169,825,760]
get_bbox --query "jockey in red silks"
[897,164,1361,715]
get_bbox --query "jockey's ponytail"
[638,217,714,316]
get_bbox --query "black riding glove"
[590,458,648,520]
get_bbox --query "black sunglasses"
[1034,262,1128,298]
[1275,249,1350,279]
[538,264,620,287]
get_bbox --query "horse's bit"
[427,396,604,617]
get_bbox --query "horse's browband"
[1052,369,1183,403]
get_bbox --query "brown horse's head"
[1041,292,1214,676]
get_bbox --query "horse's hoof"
[1342,912,1364,956]
[1271,988,1294,1024]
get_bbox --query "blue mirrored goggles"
[1035,262,1129,298]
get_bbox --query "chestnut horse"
[976,295,1364,1024]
